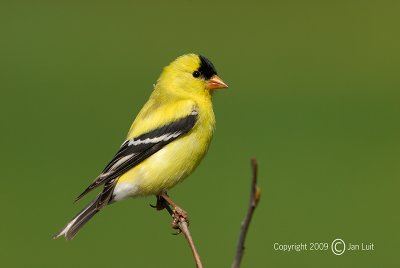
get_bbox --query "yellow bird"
[54,54,228,240]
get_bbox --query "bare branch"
[154,158,260,268]
[231,158,261,268]
[179,221,203,268]
[159,193,203,268]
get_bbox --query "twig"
[231,158,261,268]
[179,221,202,268]
[160,194,203,268]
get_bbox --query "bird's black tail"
[53,196,101,240]
[54,178,116,240]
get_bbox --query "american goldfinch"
[54,54,228,240]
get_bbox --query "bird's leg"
[150,194,167,211]
[157,192,189,231]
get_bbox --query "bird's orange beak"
[206,75,228,90]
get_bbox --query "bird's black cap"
[198,55,217,79]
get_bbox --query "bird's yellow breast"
[114,98,215,199]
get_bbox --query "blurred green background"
[1,0,399,267]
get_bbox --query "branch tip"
[231,158,261,268]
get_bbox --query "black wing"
[74,110,198,202]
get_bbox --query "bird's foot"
[152,192,190,234]
[150,195,167,211]
[171,206,189,233]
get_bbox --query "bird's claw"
[170,206,189,234]
[152,193,189,235]
[150,196,167,211]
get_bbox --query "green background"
[1,1,399,267]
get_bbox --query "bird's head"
[156,54,228,98]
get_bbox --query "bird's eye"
[192,71,200,78]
